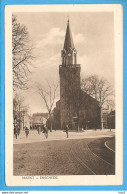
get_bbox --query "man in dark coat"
[25,126,29,138]
[65,123,69,138]
[17,126,20,136]
[14,126,18,139]
[42,124,48,139]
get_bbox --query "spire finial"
[64,17,74,51]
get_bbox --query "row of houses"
[13,111,48,131]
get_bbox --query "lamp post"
[86,119,88,130]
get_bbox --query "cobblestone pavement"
[13,135,115,176]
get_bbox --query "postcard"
[5,4,123,186]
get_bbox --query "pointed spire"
[64,19,75,51]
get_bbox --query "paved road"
[14,136,115,176]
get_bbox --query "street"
[13,130,115,176]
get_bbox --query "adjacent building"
[31,113,48,129]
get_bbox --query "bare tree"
[81,75,98,97]
[12,14,34,90]
[81,75,114,129]
[36,82,59,132]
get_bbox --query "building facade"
[31,113,48,129]
[107,110,115,129]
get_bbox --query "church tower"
[59,20,81,129]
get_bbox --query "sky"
[14,12,114,114]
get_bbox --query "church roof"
[80,90,100,106]
[64,20,75,51]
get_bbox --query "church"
[52,20,101,131]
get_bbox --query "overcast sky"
[14,12,114,114]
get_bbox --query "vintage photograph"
[5,4,123,186]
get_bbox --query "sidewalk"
[13,129,115,144]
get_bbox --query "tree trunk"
[100,107,103,130]
[49,114,52,132]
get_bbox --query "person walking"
[14,126,18,139]
[17,126,20,136]
[38,126,41,135]
[44,125,48,139]
[42,124,48,139]
[25,126,29,138]
[65,123,69,138]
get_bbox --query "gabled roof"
[64,20,75,51]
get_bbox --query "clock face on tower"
[68,53,71,57]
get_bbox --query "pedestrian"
[45,125,48,139]
[25,126,29,138]
[41,124,44,132]
[38,126,41,135]
[65,123,69,138]
[43,124,48,139]
[17,126,20,136]
[14,126,18,139]
[41,124,43,132]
